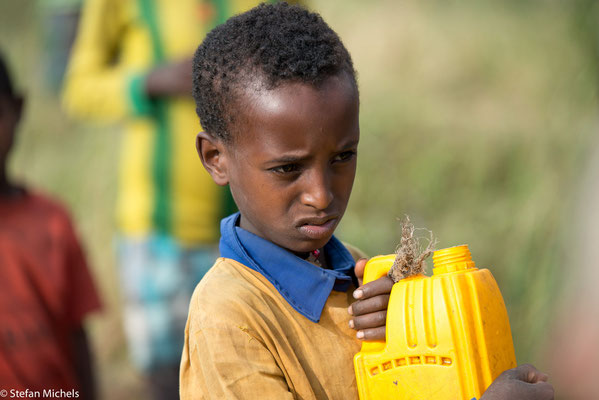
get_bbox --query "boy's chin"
[285,237,332,257]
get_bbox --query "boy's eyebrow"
[341,139,360,149]
[267,154,310,164]
[266,139,360,165]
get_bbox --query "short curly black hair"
[192,2,357,142]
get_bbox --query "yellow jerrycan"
[354,245,516,400]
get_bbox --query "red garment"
[0,190,101,391]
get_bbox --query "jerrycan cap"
[432,244,477,275]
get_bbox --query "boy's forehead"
[228,73,359,144]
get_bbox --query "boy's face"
[199,74,359,255]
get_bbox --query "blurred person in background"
[39,0,83,94]
[543,141,599,399]
[62,0,300,398]
[541,5,599,396]
[0,51,101,399]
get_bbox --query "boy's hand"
[145,58,193,97]
[348,258,394,341]
[481,364,554,400]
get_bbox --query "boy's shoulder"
[186,257,287,337]
[190,257,279,313]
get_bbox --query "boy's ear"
[196,132,229,186]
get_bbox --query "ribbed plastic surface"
[354,245,516,400]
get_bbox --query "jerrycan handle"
[362,255,396,284]
[359,255,396,352]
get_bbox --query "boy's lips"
[296,217,338,240]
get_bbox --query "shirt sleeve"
[180,297,294,399]
[62,0,151,120]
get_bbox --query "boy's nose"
[300,170,334,210]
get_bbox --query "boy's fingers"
[530,372,549,384]
[350,310,387,330]
[530,381,554,399]
[356,326,386,341]
[349,295,390,316]
[514,381,554,400]
[353,258,367,286]
[511,364,549,384]
[353,276,394,300]
[483,365,554,400]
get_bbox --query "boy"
[0,52,101,398]
[180,4,554,399]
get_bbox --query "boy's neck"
[303,248,329,269]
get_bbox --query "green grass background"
[1,0,598,398]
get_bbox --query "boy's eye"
[333,150,357,163]
[270,163,300,175]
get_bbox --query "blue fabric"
[219,212,356,323]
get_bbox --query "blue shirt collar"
[219,212,356,323]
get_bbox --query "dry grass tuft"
[388,216,437,282]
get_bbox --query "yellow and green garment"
[63,0,290,244]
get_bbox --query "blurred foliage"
[1,0,598,398]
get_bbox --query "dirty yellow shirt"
[180,257,362,399]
